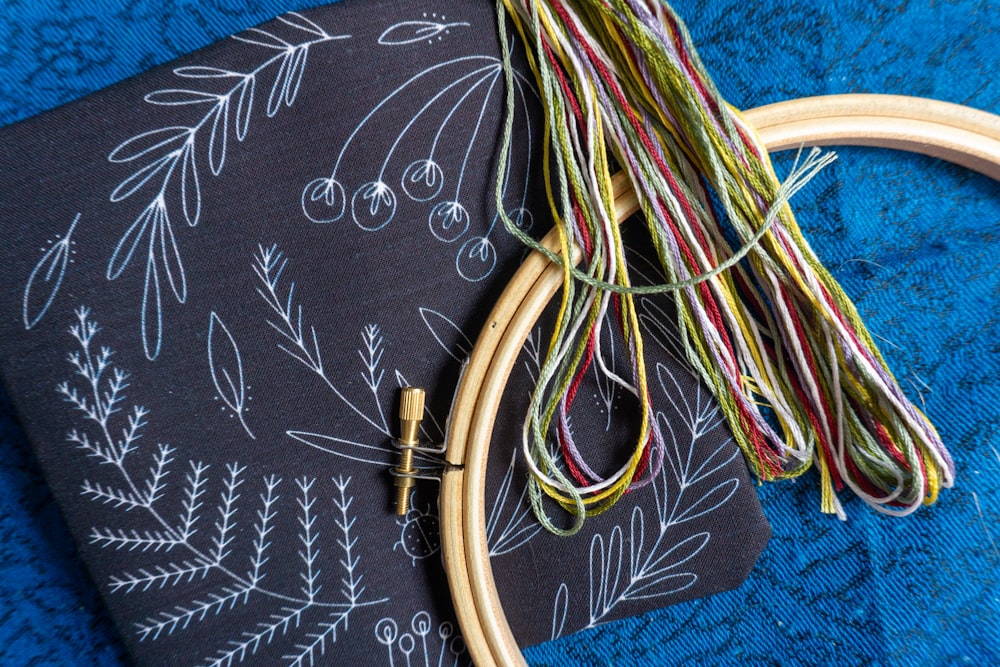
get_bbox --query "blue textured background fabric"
[1,1,997,666]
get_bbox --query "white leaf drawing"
[575,337,740,626]
[208,102,228,176]
[207,312,254,439]
[266,50,293,117]
[378,19,470,46]
[232,27,293,50]
[285,47,309,106]
[158,204,186,301]
[108,126,191,163]
[173,66,242,79]
[551,583,569,641]
[589,526,625,624]
[597,321,620,430]
[669,479,739,525]
[107,202,155,279]
[285,430,439,468]
[145,89,221,106]
[235,77,255,141]
[285,429,391,462]
[106,197,186,361]
[638,527,708,580]
[142,248,163,360]
[180,143,200,226]
[110,153,175,203]
[420,307,472,362]
[22,213,80,330]
[487,450,542,557]
[276,12,329,38]
[624,570,698,601]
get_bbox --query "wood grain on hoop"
[439,94,1000,667]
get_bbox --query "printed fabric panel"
[0,1,772,664]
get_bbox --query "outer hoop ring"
[439,94,1000,667]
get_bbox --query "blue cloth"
[1,1,997,665]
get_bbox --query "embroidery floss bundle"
[493,0,956,532]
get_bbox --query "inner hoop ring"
[438,93,1000,667]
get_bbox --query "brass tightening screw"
[394,387,425,516]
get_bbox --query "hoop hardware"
[391,386,456,515]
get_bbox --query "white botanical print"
[253,243,447,457]
[57,307,387,665]
[22,212,81,330]
[543,247,743,634]
[106,13,351,360]
[592,320,619,431]
[374,611,470,667]
[548,362,740,633]
[252,244,457,559]
[550,583,569,641]
[300,49,537,283]
[419,307,473,363]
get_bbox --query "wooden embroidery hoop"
[436,93,1000,667]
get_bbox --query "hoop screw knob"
[394,387,425,515]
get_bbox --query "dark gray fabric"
[0,1,768,663]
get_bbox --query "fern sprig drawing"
[295,477,322,602]
[57,307,386,664]
[106,13,350,360]
[254,244,449,466]
[359,323,389,429]
[253,242,481,573]
[248,474,281,587]
[253,243,390,437]
[255,244,455,568]
[253,245,391,436]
